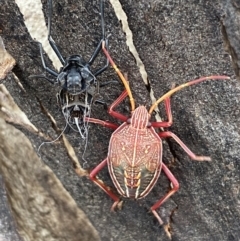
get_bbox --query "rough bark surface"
[0,176,23,241]
[1,0,240,241]
[221,0,240,80]
[0,117,101,241]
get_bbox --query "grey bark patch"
[0,176,23,241]
[0,118,101,241]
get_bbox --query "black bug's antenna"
[100,0,105,40]
[47,0,52,39]
[88,0,109,73]
[47,0,65,65]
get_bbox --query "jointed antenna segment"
[149,75,230,114]
[102,41,135,111]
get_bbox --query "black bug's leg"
[96,80,101,98]
[88,0,109,76]
[94,100,108,109]
[47,0,65,65]
[88,40,103,66]
[99,80,118,87]
[38,42,58,78]
[93,41,109,76]
[100,0,106,43]
[29,73,55,84]
[88,0,105,65]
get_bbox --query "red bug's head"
[130,106,150,129]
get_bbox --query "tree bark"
[221,0,240,80]
[0,116,101,241]
[0,0,240,241]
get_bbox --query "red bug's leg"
[84,117,118,130]
[151,163,179,225]
[108,89,129,122]
[159,131,211,161]
[89,158,120,210]
[151,97,173,128]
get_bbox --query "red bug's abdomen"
[108,122,162,199]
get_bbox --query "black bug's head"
[58,55,95,95]
[66,68,82,94]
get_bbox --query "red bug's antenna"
[149,75,230,115]
[102,41,135,111]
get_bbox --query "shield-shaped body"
[107,106,162,199]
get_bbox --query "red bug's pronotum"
[85,41,230,225]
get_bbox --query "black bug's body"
[32,0,111,137]
[58,55,95,96]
